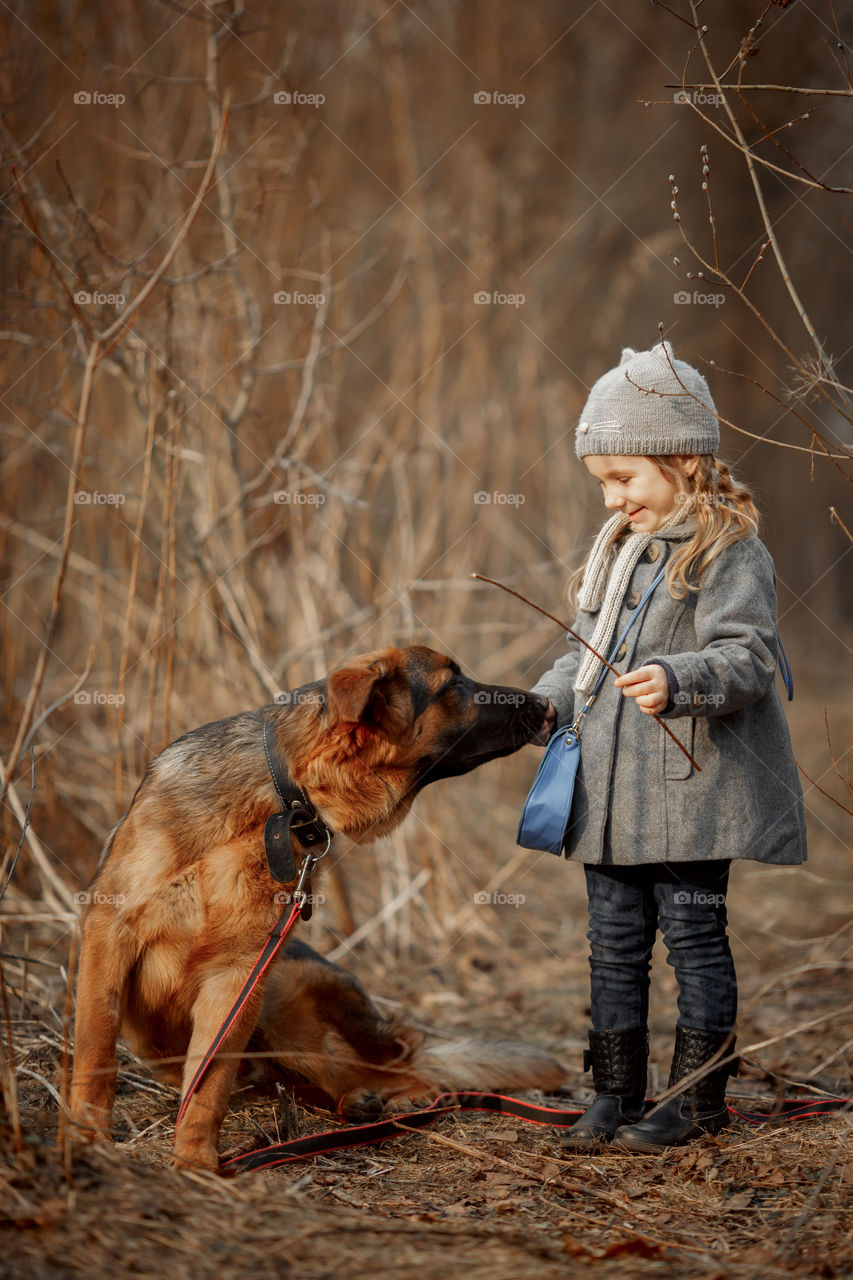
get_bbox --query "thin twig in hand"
[470,573,702,772]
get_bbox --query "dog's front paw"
[171,1141,221,1174]
[381,1093,441,1114]
[338,1089,387,1121]
[68,1104,115,1146]
[339,1089,440,1120]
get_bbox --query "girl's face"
[583,454,692,532]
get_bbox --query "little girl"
[531,341,806,1153]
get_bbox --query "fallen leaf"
[602,1237,664,1259]
[723,1190,754,1211]
[564,1234,663,1260]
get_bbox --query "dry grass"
[2,690,851,1280]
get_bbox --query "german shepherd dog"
[70,646,561,1170]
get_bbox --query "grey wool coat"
[531,519,807,866]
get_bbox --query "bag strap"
[777,631,793,701]
[571,566,666,736]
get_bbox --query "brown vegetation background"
[1,3,852,1276]
[2,0,851,934]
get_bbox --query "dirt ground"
[1,686,851,1280]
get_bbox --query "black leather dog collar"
[262,715,331,885]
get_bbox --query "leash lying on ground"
[220,1091,852,1175]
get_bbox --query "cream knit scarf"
[573,507,684,697]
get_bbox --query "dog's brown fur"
[70,646,560,1170]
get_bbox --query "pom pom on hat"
[576,341,719,458]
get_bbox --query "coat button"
[645,543,661,562]
[625,589,641,610]
[692,692,703,708]
[614,642,628,661]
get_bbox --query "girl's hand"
[614,665,669,715]
[532,699,557,745]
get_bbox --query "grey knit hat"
[575,341,719,458]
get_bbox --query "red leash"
[221,1091,852,1175]
[222,1092,584,1174]
[175,848,324,1132]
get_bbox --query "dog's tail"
[409,1036,567,1094]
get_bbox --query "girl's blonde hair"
[566,454,760,609]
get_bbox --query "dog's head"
[279,646,549,841]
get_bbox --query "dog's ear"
[327,664,386,725]
[327,659,409,734]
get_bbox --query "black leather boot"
[613,1027,738,1154]
[561,1028,649,1150]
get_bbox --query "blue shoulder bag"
[516,568,666,855]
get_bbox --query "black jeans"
[584,861,737,1034]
